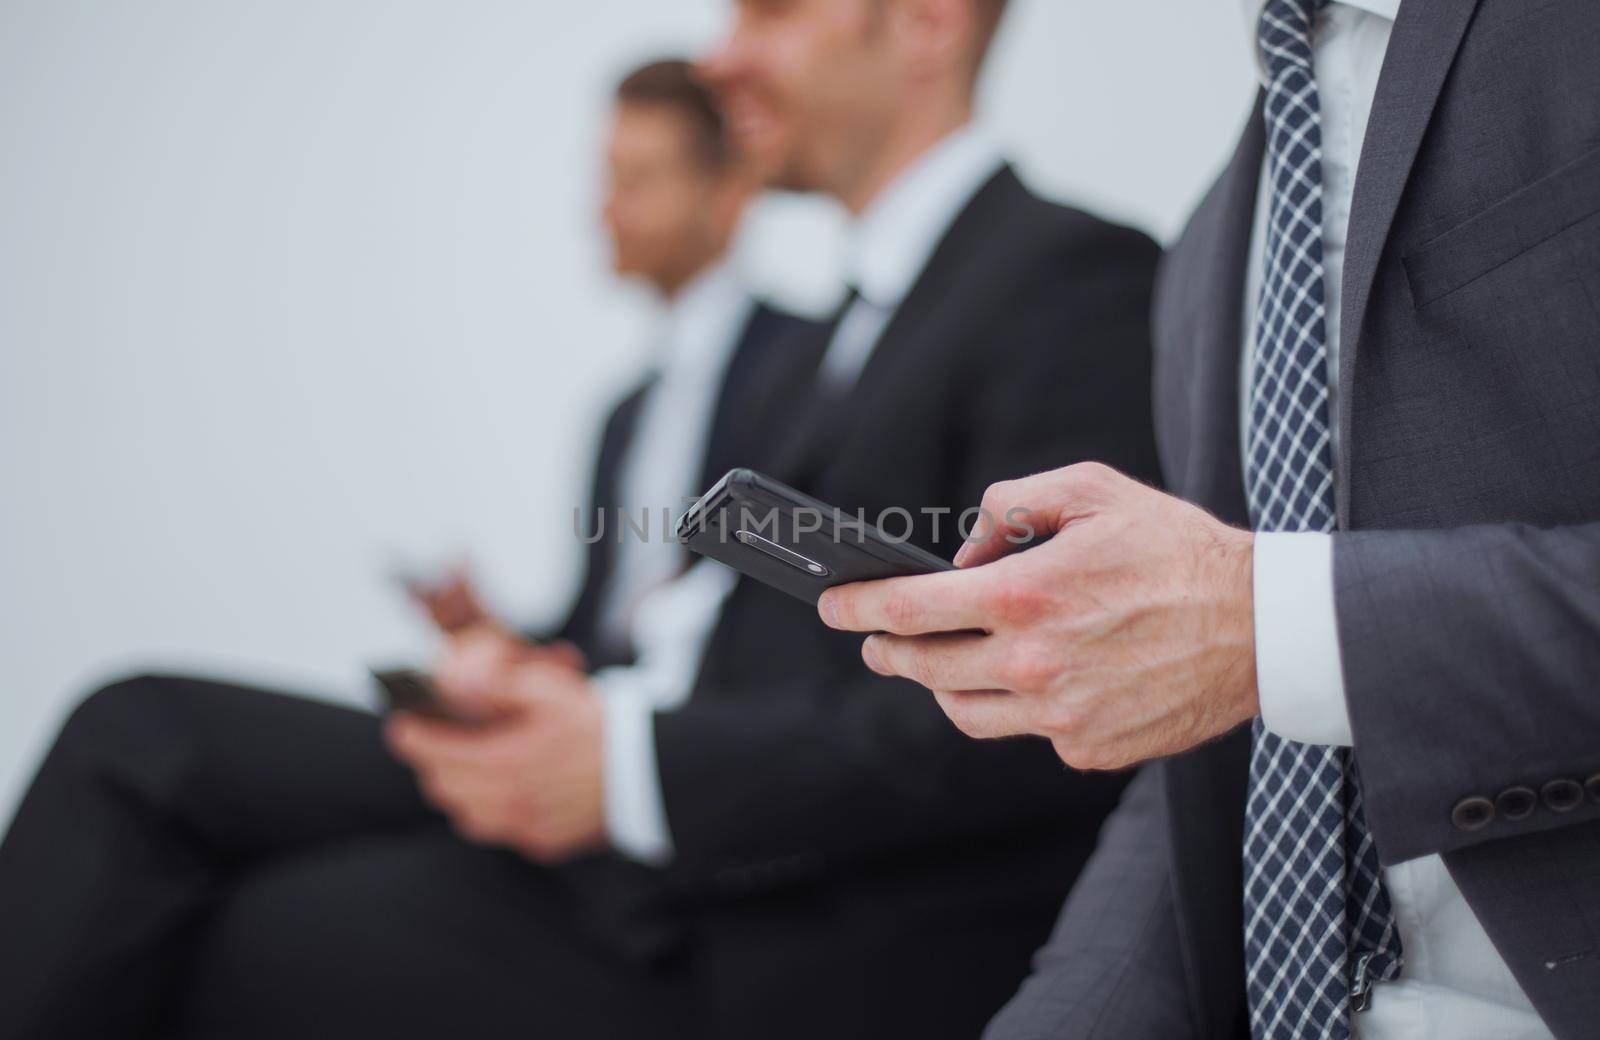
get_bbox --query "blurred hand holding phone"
[375,558,587,723]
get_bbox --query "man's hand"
[817,463,1258,771]
[405,565,493,634]
[406,565,587,674]
[384,661,607,863]
[435,624,586,720]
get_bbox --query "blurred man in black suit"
[0,5,1161,1039]
[409,59,814,668]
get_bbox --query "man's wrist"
[1212,524,1261,728]
[595,673,675,865]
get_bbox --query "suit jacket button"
[1495,786,1538,822]
[1586,773,1600,805]
[1451,796,1495,831]
[1542,778,1584,813]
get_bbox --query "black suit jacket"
[544,302,818,669]
[987,4,1600,1039]
[631,167,1164,1039]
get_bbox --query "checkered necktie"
[1242,2,1402,1037]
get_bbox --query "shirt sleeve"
[595,672,674,865]
[588,561,740,867]
[1253,531,1355,747]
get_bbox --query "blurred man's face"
[602,103,726,292]
[699,0,901,197]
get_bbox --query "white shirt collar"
[658,259,752,379]
[1239,0,1401,81]
[844,123,1005,310]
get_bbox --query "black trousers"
[0,675,697,1040]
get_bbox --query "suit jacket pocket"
[1404,142,1600,306]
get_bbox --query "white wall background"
[0,0,1255,823]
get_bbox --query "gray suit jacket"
[987,3,1600,1038]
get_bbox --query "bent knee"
[57,673,253,768]
[63,673,187,742]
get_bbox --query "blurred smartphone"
[370,667,478,724]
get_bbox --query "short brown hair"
[615,59,730,169]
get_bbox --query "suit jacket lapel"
[1157,98,1263,527]
[559,378,652,663]
[1336,0,1481,526]
[1151,100,1264,1039]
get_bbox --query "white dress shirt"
[1239,2,1551,1035]
[598,123,1006,865]
[594,261,753,651]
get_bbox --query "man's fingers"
[413,571,489,634]
[425,778,514,846]
[953,463,1128,569]
[932,689,1035,740]
[818,567,995,635]
[860,631,1011,692]
[505,662,586,701]
[435,643,503,703]
[385,714,496,766]
[436,663,547,719]
[952,476,1045,569]
[437,623,534,686]
[538,640,587,672]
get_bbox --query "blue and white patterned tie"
[1242,2,1402,1038]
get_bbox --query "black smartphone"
[675,468,955,605]
[370,667,478,724]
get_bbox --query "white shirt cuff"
[1253,531,1355,747]
[596,674,674,866]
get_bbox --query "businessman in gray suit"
[817,2,1600,1038]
